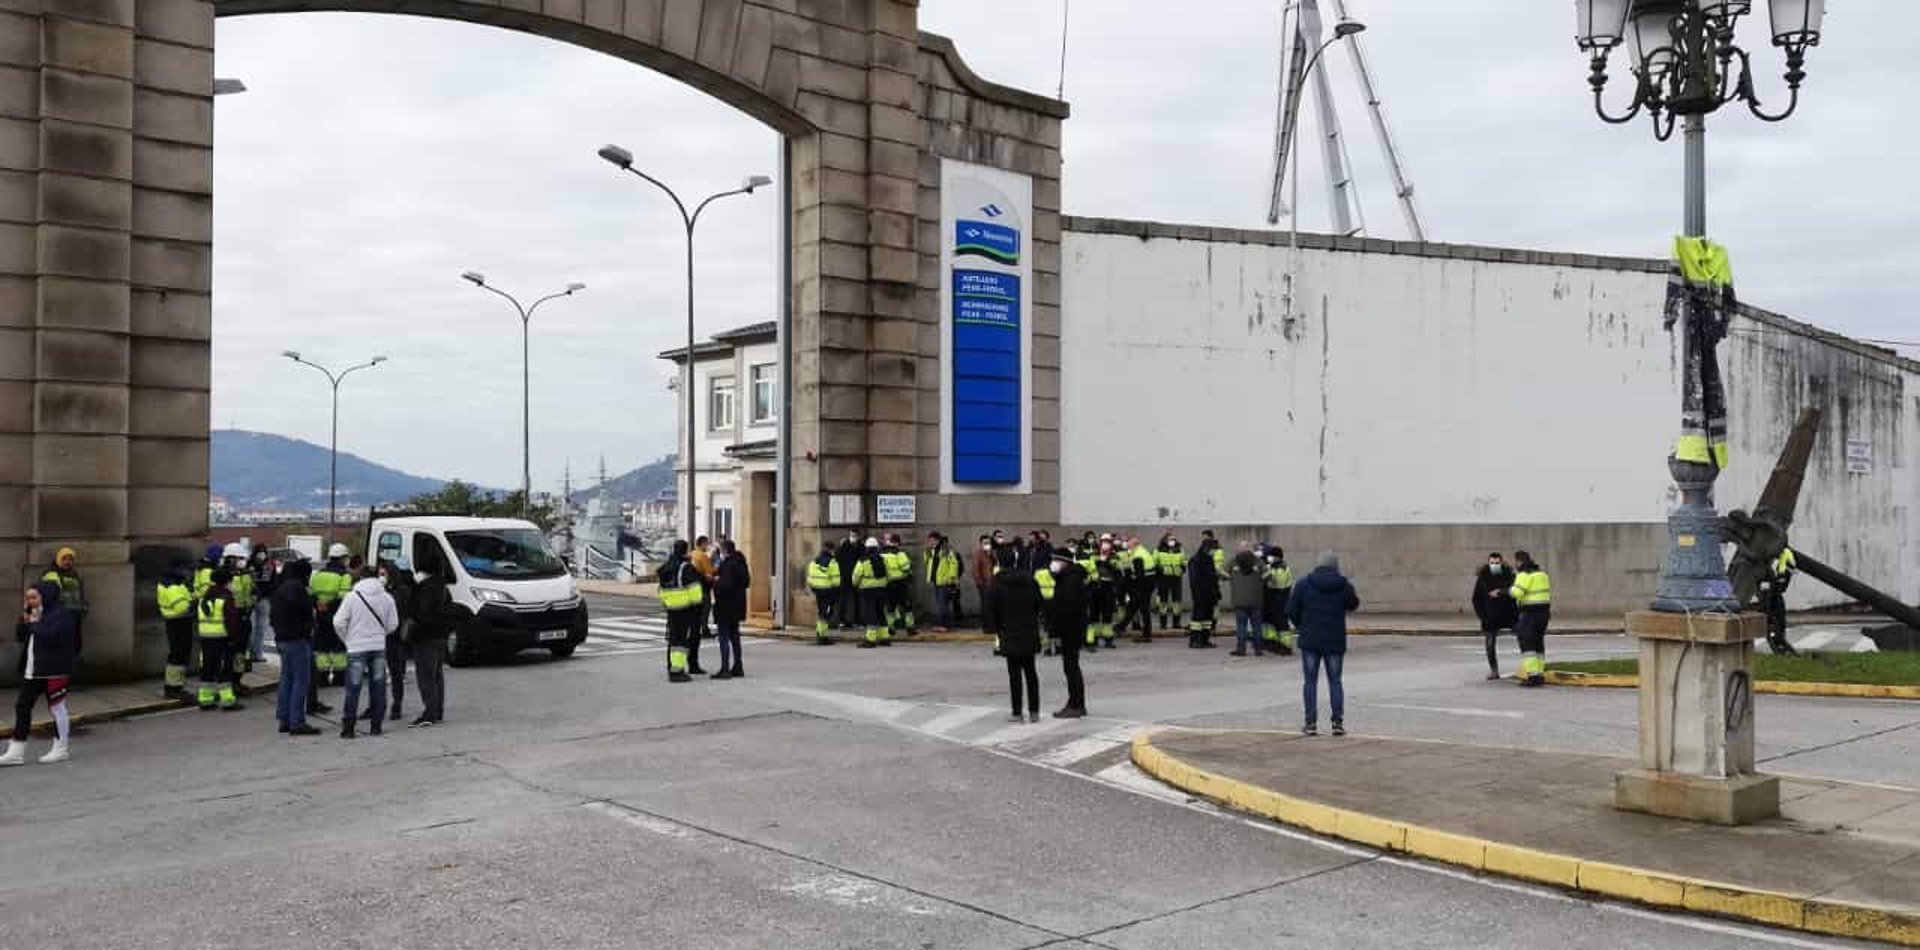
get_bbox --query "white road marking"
[1794,629,1840,651]
[1849,637,1879,653]
[776,686,922,723]
[1031,726,1142,767]
[970,717,1073,748]
[582,800,694,838]
[916,705,1000,737]
[777,873,946,916]
[1371,703,1525,720]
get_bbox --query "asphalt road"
[0,596,1904,949]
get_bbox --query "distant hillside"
[212,430,449,509]
[575,455,675,505]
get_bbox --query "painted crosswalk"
[776,684,1152,779]
[576,614,668,658]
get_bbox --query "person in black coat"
[1287,552,1360,736]
[712,539,751,679]
[269,559,320,735]
[1187,540,1223,649]
[833,531,863,630]
[1470,553,1519,680]
[407,554,459,726]
[985,547,1044,723]
[1046,554,1090,717]
[4,581,79,764]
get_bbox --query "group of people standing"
[1469,550,1554,686]
[656,536,752,682]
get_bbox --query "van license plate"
[537,629,569,642]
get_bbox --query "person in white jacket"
[330,568,397,739]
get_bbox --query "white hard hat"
[865,538,880,549]
[327,542,350,558]
[221,542,246,559]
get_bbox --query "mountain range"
[212,430,672,510]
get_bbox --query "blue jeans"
[934,585,959,628]
[1301,650,1345,726]
[276,639,312,730]
[250,600,272,658]
[341,650,387,725]
[1234,607,1262,652]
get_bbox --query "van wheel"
[548,643,576,659]
[448,628,478,668]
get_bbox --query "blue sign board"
[954,220,1021,266]
[951,267,1022,484]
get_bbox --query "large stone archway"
[0,0,1065,679]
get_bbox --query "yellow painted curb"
[1544,670,1920,700]
[1128,731,1920,946]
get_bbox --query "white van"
[366,515,589,666]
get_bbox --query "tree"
[399,480,557,533]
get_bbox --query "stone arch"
[0,0,1068,678]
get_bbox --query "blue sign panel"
[952,268,1022,484]
[954,220,1021,266]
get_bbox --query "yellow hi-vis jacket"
[196,590,233,638]
[852,556,890,590]
[1155,548,1184,577]
[924,548,961,586]
[807,558,841,590]
[658,561,702,611]
[1773,548,1797,577]
[1126,545,1156,579]
[157,581,192,619]
[310,565,352,608]
[1510,570,1552,607]
[882,550,911,582]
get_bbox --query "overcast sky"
[212,2,1913,493]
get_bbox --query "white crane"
[1266,0,1426,242]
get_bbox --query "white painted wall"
[1060,230,1917,604]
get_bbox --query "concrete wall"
[1059,218,1917,613]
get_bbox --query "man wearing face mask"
[1471,553,1520,680]
[970,534,995,627]
[1046,553,1090,718]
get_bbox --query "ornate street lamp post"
[1573,0,1825,612]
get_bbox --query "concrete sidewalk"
[28,664,281,738]
[1136,729,1920,944]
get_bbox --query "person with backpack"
[852,538,893,649]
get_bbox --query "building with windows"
[659,322,781,615]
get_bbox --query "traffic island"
[1133,729,1920,945]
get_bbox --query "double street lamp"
[1572,0,1826,610]
[596,143,771,543]
[461,273,585,518]
[282,351,388,554]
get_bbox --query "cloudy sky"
[212,2,1912,492]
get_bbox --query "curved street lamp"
[1571,0,1826,612]
[282,351,388,553]
[597,143,771,542]
[461,272,585,518]
[1273,18,1366,321]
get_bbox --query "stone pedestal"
[1614,610,1779,825]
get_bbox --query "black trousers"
[12,677,68,741]
[1088,585,1115,627]
[1515,607,1550,654]
[1056,622,1086,710]
[1482,629,1505,673]
[384,634,410,715]
[688,600,709,669]
[413,638,447,721]
[164,617,193,668]
[1119,577,1154,633]
[667,606,701,670]
[1005,653,1039,715]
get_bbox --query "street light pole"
[1278,20,1366,320]
[461,273,585,518]
[282,351,387,554]
[596,144,770,543]
[1573,0,1826,611]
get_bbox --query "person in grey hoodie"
[1287,552,1359,737]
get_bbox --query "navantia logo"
[980,204,1004,217]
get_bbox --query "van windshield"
[445,528,566,580]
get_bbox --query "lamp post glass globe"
[1575,0,1634,51]
[1769,0,1825,45]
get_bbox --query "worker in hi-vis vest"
[806,547,842,646]
[1506,550,1553,686]
[656,541,703,683]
